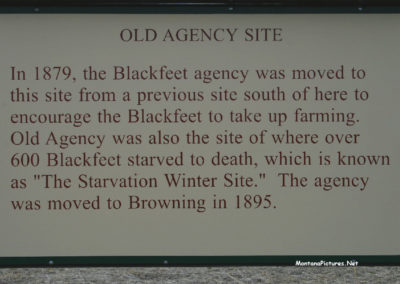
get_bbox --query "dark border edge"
[0,5,400,13]
[0,255,399,267]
